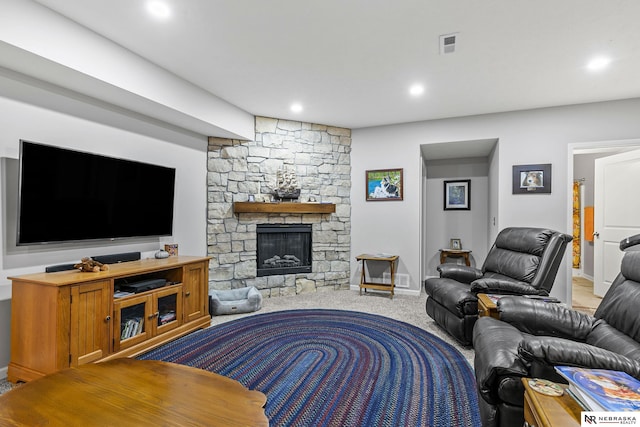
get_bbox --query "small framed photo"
[444,179,471,210]
[512,164,552,194]
[164,244,178,257]
[366,168,403,201]
[450,238,462,250]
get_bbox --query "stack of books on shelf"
[555,366,640,412]
[158,310,176,325]
[121,317,144,340]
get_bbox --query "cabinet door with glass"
[113,294,153,352]
[154,284,183,336]
[113,284,183,351]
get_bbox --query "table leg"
[389,259,395,299]
[359,259,366,295]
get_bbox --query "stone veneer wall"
[207,116,351,297]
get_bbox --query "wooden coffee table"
[0,358,268,426]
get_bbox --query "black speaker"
[45,263,77,273]
[91,251,141,265]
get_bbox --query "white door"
[593,149,640,296]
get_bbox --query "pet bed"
[209,286,263,316]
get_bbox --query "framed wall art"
[512,164,552,194]
[450,238,462,250]
[366,168,403,201]
[443,179,470,210]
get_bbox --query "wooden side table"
[439,249,472,266]
[477,293,500,319]
[479,295,565,321]
[522,378,581,427]
[356,254,399,299]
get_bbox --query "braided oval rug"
[139,309,480,426]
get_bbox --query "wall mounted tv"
[17,140,176,245]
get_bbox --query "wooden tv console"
[7,256,211,383]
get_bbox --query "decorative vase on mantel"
[274,169,300,201]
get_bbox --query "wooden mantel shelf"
[233,202,336,214]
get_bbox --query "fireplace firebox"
[256,224,312,276]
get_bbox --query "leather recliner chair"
[473,236,640,427]
[424,227,572,345]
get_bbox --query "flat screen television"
[17,140,176,245]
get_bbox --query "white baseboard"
[0,365,7,380]
[349,284,421,297]
[573,270,594,281]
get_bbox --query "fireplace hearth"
[256,224,312,276]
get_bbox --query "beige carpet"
[211,289,475,365]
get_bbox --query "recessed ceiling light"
[290,103,303,113]
[409,84,425,96]
[146,1,171,19]
[587,56,611,71]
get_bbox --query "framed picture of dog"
[444,179,471,210]
[512,164,552,194]
[366,168,403,201]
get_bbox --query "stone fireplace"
[206,116,351,297]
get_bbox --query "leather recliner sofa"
[473,238,640,427]
[424,227,572,345]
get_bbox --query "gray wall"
[0,79,209,377]
[423,157,490,276]
[351,98,640,303]
[0,300,9,375]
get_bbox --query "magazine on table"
[555,366,640,412]
[522,294,561,303]
[485,294,506,304]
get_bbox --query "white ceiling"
[32,0,640,130]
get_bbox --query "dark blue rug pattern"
[139,309,480,426]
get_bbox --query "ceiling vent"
[439,33,458,55]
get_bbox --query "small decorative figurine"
[74,257,109,273]
[274,168,300,201]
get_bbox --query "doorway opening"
[570,141,640,313]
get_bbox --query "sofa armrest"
[437,264,483,283]
[470,278,542,295]
[473,317,530,404]
[497,296,594,341]
[519,336,640,379]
